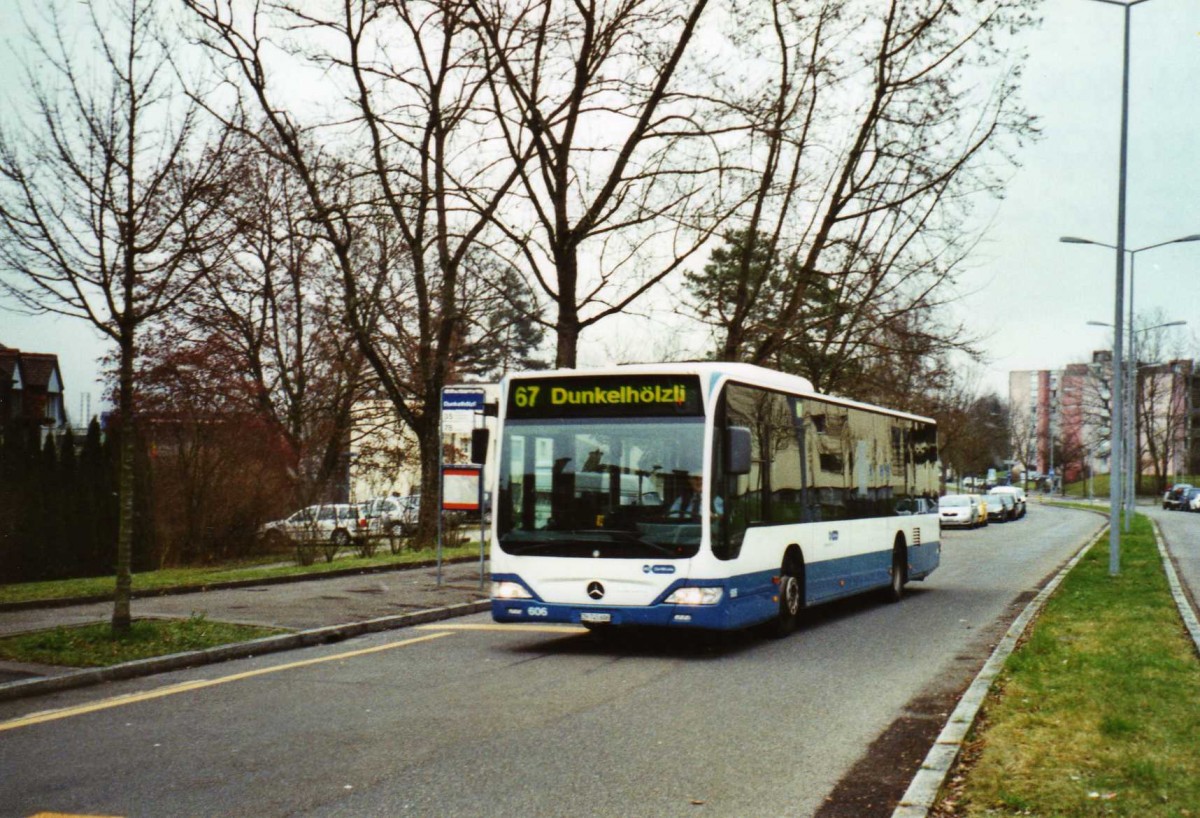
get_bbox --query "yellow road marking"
[0,631,453,734]
[418,623,587,634]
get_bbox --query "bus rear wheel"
[884,542,906,604]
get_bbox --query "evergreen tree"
[58,428,80,577]
[686,229,843,382]
[80,418,115,577]
[0,421,25,582]
[36,434,63,580]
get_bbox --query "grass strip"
[0,616,285,667]
[0,543,483,605]
[941,514,1200,816]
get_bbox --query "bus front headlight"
[664,587,724,606]
[492,581,533,600]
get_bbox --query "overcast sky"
[957,0,1200,393]
[3,0,1199,419]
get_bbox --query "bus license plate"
[580,612,611,624]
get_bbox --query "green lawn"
[0,616,285,667]
[940,514,1200,816]
[0,541,484,605]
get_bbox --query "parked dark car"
[1163,484,1194,511]
[983,492,1015,522]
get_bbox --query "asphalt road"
[1145,504,1200,611]
[0,505,1103,818]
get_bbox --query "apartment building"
[1010,350,1199,488]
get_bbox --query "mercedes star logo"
[587,581,605,600]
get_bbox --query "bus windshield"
[496,418,706,559]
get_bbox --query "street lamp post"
[1068,0,1180,574]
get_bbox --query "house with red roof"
[0,343,68,429]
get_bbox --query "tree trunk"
[113,329,136,633]
[555,276,580,369]
[414,413,441,548]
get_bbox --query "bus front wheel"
[762,553,803,639]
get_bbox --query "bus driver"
[669,474,723,517]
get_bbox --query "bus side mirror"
[726,427,752,475]
[471,428,490,465]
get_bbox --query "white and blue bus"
[489,363,940,636]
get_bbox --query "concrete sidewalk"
[0,560,491,694]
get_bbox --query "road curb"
[891,521,1107,818]
[0,599,492,704]
[1151,519,1200,656]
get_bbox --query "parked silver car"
[259,503,369,548]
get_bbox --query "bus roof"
[504,362,935,425]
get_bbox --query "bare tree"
[186,0,531,542]
[916,367,1008,489]
[1133,316,1191,492]
[468,0,729,367]
[0,0,233,630]
[157,131,368,506]
[693,0,1037,391]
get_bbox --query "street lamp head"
[1174,234,1200,243]
[1086,320,1112,328]
[1060,236,1099,245]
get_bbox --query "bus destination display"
[506,375,704,419]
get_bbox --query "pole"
[1108,0,1131,575]
[1125,252,1136,529]
[1049,402,1055,494]
[478,464,486,591]
[437,397,445,587]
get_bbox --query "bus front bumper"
[491,597,735,629]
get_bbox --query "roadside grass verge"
[0,542,483,605]
[1059,473,1200,500]
[0,616,285,667]
[940,514,1200,816]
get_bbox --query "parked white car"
[363,494,421,536]
[938,494,978,528]
[259,503,369,548]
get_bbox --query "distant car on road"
[938,494,978,528]
[1163,484,1194,511]
[1184,487,1200,513]
[989,486,1026,518]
